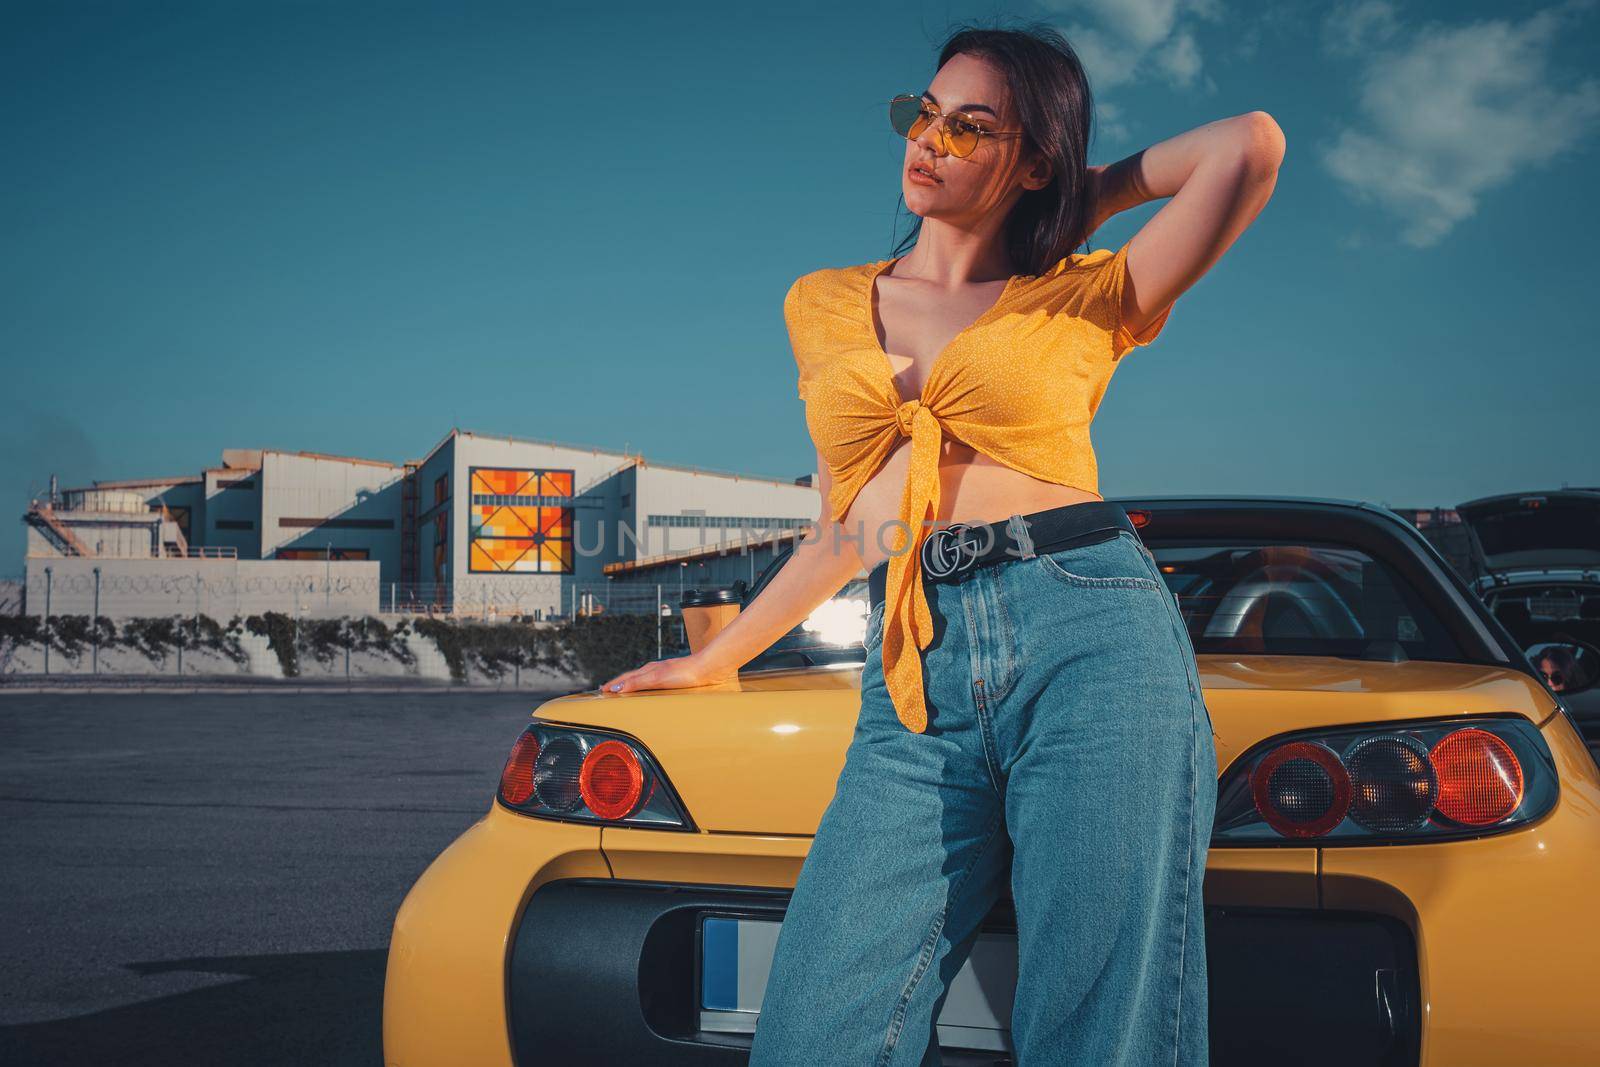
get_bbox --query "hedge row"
[0,611,685,686]
[0,613,248,666]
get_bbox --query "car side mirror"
[1525,640,1599,694]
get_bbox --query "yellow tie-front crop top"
[783,239,1172,734]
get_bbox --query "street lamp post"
[92,565,101,675]
[43,566,53,676]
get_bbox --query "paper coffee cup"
[680,588,741,654]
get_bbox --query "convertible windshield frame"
[736,498,1537,681]
[1121,497,1526,676]
[1143,536,1466,663]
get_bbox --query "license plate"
[697,913,1017,1053]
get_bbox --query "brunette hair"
[890,21,1098,276]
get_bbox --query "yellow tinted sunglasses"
[888,92,1025,158]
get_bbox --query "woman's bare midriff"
[834,436,1103,572]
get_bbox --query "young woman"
[600,23,1283,1067]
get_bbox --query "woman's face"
[1538,653,1569,692]
[901,52,1047,225]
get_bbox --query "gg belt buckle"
[922,521,984,580]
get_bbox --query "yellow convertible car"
[383,496,1600,1067]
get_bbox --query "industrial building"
[21,428,821,619]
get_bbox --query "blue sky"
[4,0,1597,568]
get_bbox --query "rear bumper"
[382,806,608,1067]
[1316,708,1600,1066]
[385,711,1600,1067]
[507,878,1420,1066]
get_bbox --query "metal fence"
[2,571,701,626]
[379,580,690,621]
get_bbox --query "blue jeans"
[748,522,1217,1066]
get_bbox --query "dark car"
[1425,490,1600,745]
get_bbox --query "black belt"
[867,500,1139,610]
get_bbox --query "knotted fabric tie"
[880,397,944,733]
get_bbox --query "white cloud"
[1095,99,1131,142]
[1035,0,1227,94]
[1319,1,1600,247]
[1321,0,1401,58]
[1153,28,1204,87]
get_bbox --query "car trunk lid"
[530,658,1553,835]
[1455,490,1600,579]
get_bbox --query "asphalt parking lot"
[0,689,560,1067]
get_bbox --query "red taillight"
[499,730,540,806]
[1216,718,1553,845]
[579,739,646,820]
[1250,741,1351,837]
[1430,727,1524,826]
[495,725,688,829]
